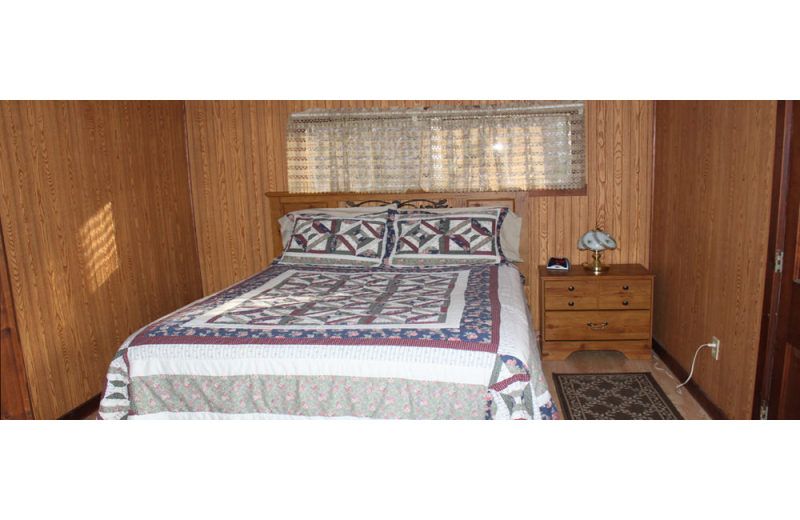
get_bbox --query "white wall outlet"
[710,336,720,360]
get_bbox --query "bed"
[98,191,558,420]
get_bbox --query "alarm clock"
[546,257,571,270]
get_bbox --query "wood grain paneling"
[183,101,273,295]
[0,99,655,419]
[185,100,654,329]
[652,101,777,420]
[530,101,654,280]
[0,101,202,419]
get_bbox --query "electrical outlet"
[710,336,720,360]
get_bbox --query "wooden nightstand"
[538,264,655,360]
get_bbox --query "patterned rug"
[553,373,683,420]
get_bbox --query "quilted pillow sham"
[278,204,397,248]
[277,210,392,267]
[387,207,509,267]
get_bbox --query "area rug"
[553,372,683,420]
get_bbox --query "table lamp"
[578,227,617,273]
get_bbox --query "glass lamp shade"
[577,228,617,273]
[577,229,617,251]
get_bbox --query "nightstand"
[538,264,655,360]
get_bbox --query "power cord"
[653,343,714,394]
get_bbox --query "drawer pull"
[568,286,575,291]
[623,301,629,306]
[569,301,574,306]
[587,322,609,330]
[623,285,629,290]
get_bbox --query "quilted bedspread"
[98,263,558,420]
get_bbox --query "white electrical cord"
[675,343,714,392]
[653,350,683,395]
[653,343,714,395]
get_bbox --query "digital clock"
[546,257,571,270]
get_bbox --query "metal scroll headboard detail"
[345,199,449,209]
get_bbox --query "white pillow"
[500,210,522,262]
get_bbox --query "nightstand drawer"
[543,281,597,310]
[543,310,652,341]
[598,279,652,309]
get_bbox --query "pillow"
[278,204,397,248]
[498,210,522,262]
[394,206,522,262]
[276,209,392,267]
[388,207,509,267]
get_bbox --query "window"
[286,102,585,194]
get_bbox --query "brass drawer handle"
[587,321,609,330]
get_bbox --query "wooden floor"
[542,350,712,420]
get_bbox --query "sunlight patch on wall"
[79,202,119,293]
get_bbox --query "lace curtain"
[286,102,585,194]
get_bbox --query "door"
[775,227,800,418]
[0,220,34,419]
[756,100,800,420]
[774,101,800,419]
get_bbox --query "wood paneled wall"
[532,100,654,290]
[0,101,202,419]
[185,100,654,329]
[652,101,777,420]
[2,100,777,420]
[0,100,654,418]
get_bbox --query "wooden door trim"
[0,219,34,420]
[754,100,795,419]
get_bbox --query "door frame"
[754,100,799,419]
[0,216,34,419]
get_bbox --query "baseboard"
[58,393,100,420]
[652,339,728,420]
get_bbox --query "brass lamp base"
[582,250,609,274]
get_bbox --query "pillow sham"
[393,206,522,262]
[277,209,392,267]
[278,204,397,248]
[388,207,509,267]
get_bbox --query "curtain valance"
[287,101,586,194]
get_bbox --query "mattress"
[98,263,558,420]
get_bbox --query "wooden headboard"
[265,190,533,314]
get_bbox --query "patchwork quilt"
[98,264,558,420]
